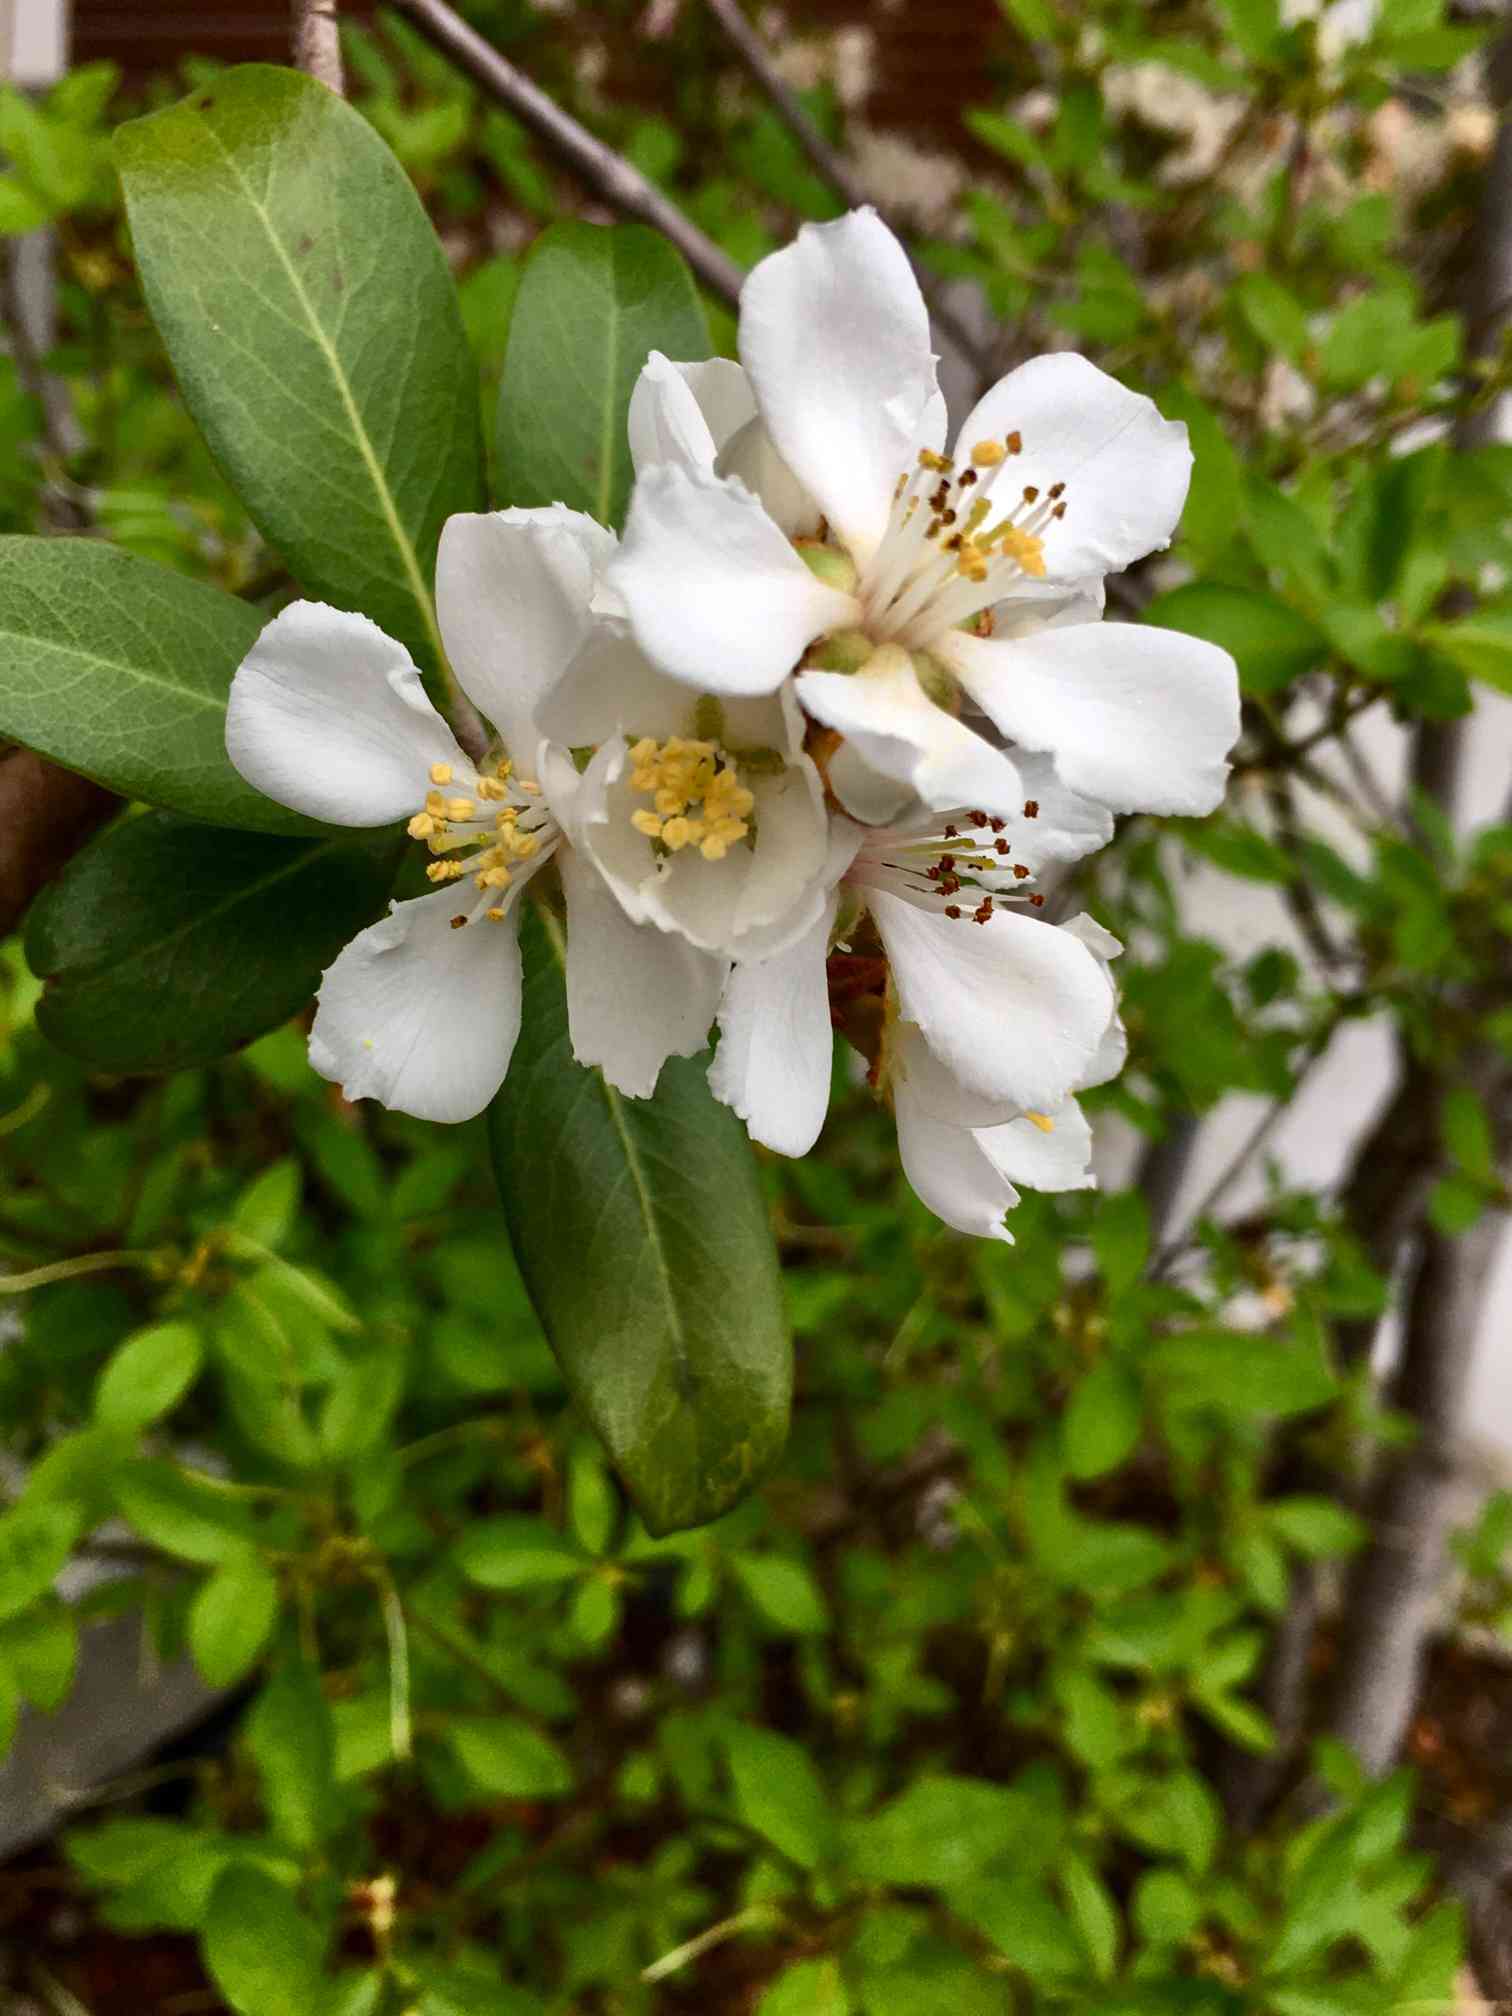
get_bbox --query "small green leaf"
[113,1460,257,1564]
[246,1659,337,1851]
[725,1723,833,1870]
[758,1959,849,2016]
[731,1554,827,1635]
[0,1600,78,1710]
[94,1321,203,1431]
[1091,1190,1149,1297]
[1061,1854,1119,1980]
[204,1866,327,2016]
[488,909,791,1535]
[116,67,482,677]
[1267,1496,1367,1559]
[27,812,399,1073]
[0,1501,84,1622]
[190,1552,280,1687]
[1443,1085,1496,1178]
[496,220,708,531]
[230,1159,302,1250]
[1063,1360,1143,1480]
[454,1516,588,1591]
[0,537,292,829]
[448,1717,573,1798]
[1145,581,1328,694]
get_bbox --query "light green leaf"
[26,812,399,1073]
[246,1660,337,1851]
[1061,1855,1119,1981]
[0,1501,84,1622]
[488,908,791,1535]
[758,1959,849,2016]
[1267,1496,1367,1559]
[0,537,294,829]
[115,66,483,676]
[1063,1360,1142,1480]
[190,1552,280,1688]
[0,1600,78,1710]
[447,1716,573,1798]
[204,1866,327,2016]
[1145,581,1328,694]
[725,1723,832,1870]
[454,1516,589,1591]
[732,1554,827,1635]
[496,219,708,530]
[113,1461,258,1564]
[94,1321,204,1431]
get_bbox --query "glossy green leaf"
[204,1866,327,2016]
[495,219,708,530]
[115,66,483,674]
[0,536,297,830]
[488,908,791,1536]
[94,1320,204,1431]
[26,811,399,1072]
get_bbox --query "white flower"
[709,767,1119,1171]
[538,602,831,963]
[606,210,1240,824]
[225,507,725,1123]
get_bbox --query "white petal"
[939,621,1239,817]
[991,574,1106,637]
[1000,752,1114,868]
[609,463,856,697]
[977,1098,1096,1192]
[628,353,756,475]
[309,889,521,1123]
[227,602,465,827]
[739,208,942,566]
[710,899,836,1156]
[954,352,1192,580]
[436,507,613,761]
[559,845,725,1098]
[870,891,1114,1113]
[797,645,1023,817]
[1060,911,1124,964]
[894,1073,1020,1243]
[536,627,695,748]
[715,416,823,539]
[827,739,918,825]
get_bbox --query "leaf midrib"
[197,111,446,671]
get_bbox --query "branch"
[388,0,746,309]
[702,0,994,380]
[292,0,346,95]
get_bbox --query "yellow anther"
[495,808,518,830]
[918,448,953,471]
[477,866,512,890]
[700,835,731,861]
[477,776,507,801]
[486,906,507,922]
[1027,1112,1056,1134]
[517,778,542,794]
[999,527,1046,578]
[407,813,435,840]
[446,797,476,823]
[631,767,659,791]
[661,817,695,851]
[429,762,453,785]
[425,790,448,817]
[426,860,465,882]
[972,439,1007,467]
[628,737,658,764]
[512,833,541,859]
[631,809,664,838]
[654,787,688,818]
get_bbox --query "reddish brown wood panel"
[72,1,372,75]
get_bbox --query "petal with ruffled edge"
[938,621,1239,817]
[627,352,756,475]
[870,891,1113,1113]
[798,644,1023,819]
[608,462,856,696]
[558,845,727,1098]
[435,507,614,764]
[227,602,467,827]
[978,1098,1095,1191]
[709,896,836,1156]
[308,888,522,1124]
[954,352,1192,582]
[739,209,943,567]
[1060,911,1126,1086]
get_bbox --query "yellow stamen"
[429,762,453,785]
[972,439,1007,467]
[407,813,435,839]
[1027,1112,1056,1134]
[631,809,664,838]
[426,860,465,882]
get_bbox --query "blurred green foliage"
[3,0,1512,2007]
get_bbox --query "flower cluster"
[226,210,1239,1243]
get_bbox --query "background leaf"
[26,811,399,1072]
[488,907,791,1534]
[495,219,708,530]
[115,66,483,675]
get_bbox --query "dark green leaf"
[0,537,295,830]
[26,811,398,1072]
[495,220,708,530]
[116,66,483,675]
[488,909,791,1535]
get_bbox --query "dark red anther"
[990,817,1006,833]
[1022,485,1039,503]
[938,854,955,871]
[1029,892,1045,906]
[995,838,1009,855]
[943,824,959,839]
[1048,481,1065,499]
[1023,800,1039,818]
[945,904,962,919]
[1012,863,1031,880]
[974,899,994,924]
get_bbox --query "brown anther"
[995,838,1010,855]
[945,904,962,919]
[968,811,987,827]
[926,864,941,880]
[1052,502,1067,519]
[1012,863,1031,880]
[941,509,957,527]
[1029,892,1045,906]
[1023,800,1039,818]
[989,817,1006,833]
[945,533,963,551]
[943,824,958,839]
[938,854,955,871]
[974,899,994,924]
[959,466,978,487]
[450,915,467,930]
[1048,481,1065,499]
[1006,430,1022,453]
[1022,485,1039,503]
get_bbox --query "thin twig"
[702,0,993,379]
[292,0,346,95]
[388,0,745,308]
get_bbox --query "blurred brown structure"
[72,0,373,74]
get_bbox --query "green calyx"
[795,541,860,595]
[806,628,875,675]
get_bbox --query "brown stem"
[291,0,346,95]
[388,0,745,309]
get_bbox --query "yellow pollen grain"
[477,777,507,801]
[631,809,664,838]
[477,866,512,890]
[512,833,541,859]
[407,813,435,839]
[486,906,507,922]
[446,797,476,823]
[972,439,1007,467]
[429,763,453,785]
[426,860,465,882]
[1027,1112,1056,1134]
[425,790,447,817]
[661,816,696,851]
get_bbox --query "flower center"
[625,734,757,863]
[860,437,1069,649]
[846,805,1048,925]
[406,757,559,925]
